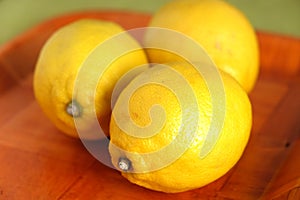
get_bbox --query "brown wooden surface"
[0,11,299,200]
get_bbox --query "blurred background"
[0,0,299,45]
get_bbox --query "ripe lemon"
[109,62,252,193]
[33,19,148,139]
[145,0,259,93]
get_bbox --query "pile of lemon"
[34,0,259,193]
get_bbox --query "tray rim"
[0,10,299,86]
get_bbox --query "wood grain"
[218,77,300,199]
[0,11,299,200]
[256,32,300,78]
[263,134,300,199]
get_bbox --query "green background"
[0,0,299,45]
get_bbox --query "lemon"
[109,62,252,193]
[145,0,259,93]
[33,19,148,139]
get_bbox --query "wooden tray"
[0,11,299,200]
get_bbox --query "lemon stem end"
[66,100,82,118]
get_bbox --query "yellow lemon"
[145,0,259,93]
[109,62,252,193]
[33,19,148,139]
